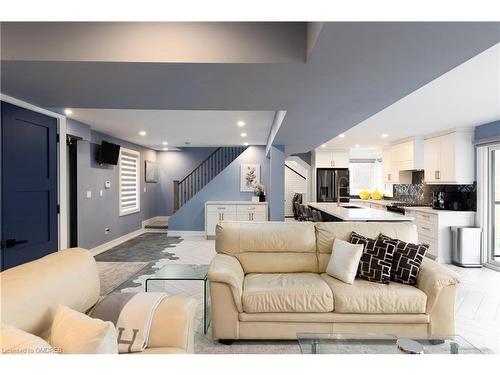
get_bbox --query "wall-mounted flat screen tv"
[96,141,121,165]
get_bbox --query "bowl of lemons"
[371,189,384,200]
[358,189,371,200]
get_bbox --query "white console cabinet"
[205,201,268,238]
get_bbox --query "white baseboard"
[90,228,145,256]
[167,230,205,237]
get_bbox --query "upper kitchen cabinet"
[383,138,423,183]
[424,128,474,184]
[314,149,349,168]
[390,138,424,171]
[382,147,399,183]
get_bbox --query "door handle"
[1,239,28,249]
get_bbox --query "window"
[349,159,383,195]
[119,148,140,216]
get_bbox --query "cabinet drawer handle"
[217,207,226,210]
[421,226,431,231]
[420,214,430,219]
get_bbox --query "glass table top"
[146,264,209,281]
[297,333,483,354]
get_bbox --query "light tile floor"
[119,234,500,353]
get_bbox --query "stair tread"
[145,220,169,229]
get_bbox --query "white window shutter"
[119,148,140,216]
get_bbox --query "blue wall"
[269,145,285,221]
[169,146,271,231]
[67,118,92,141]
[76,129,158,249]
[156,147,216,216]
[475,120,500,141]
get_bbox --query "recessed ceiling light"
[381,133,388,138]
[64,109,72,116]
[139,131,146,136]
[240,133,247,138]
[338,133,345,138]
[354,144,360,148]
[162,141,168,145]
[163,147,168,151]
[243,142,249,146]
[321,144,327,148]
[237,121,245,127]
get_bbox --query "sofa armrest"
[417,257,460,313]
[208,254,244,312]
[147,297,197,353]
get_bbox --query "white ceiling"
[67,109,276,149]
[322,42,500,151]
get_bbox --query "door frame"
[477,144,500,271]
[1,94,68,251]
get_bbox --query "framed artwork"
[145,160,158,183]
[240,163,260,192]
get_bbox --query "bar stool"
[312,210,323,222]
[303,205,314,221]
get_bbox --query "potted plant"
[254,184,266,202]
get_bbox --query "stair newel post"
[173,180,180,212]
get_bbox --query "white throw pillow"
[326,238,364,284]
[1,324,55,354]
[50,305,118,354]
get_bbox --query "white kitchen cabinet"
[205,201,268,238]
[382,147,399,183]
[314,150,349,168]
[424,129,474,184]
[383,138,424,183]
[406,208,475,263]
[391,138,424,171]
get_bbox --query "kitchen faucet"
[337,176,350,207]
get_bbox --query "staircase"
[173,146,247,212]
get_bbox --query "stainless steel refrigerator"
[316,168,350,203]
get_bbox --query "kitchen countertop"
[350,199,475,215]
[307,202,414,222]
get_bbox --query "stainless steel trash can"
[450,226,482,267]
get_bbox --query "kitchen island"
[307,202,414,222]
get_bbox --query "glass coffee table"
[145,264,210,334]
[297,333,483,354]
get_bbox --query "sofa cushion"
[315,222,418,273]
[1,324,55,354]
[321,274,427,314]
[242,273,334,313]
[378,234,428,286]
[325,239,364,284]
[50,305,118,354]
[216,221,318,273]
[350,232,396,284]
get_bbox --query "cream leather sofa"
[208,221,460,342]
[0,248,197,354]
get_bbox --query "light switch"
[144,187,147,193]
[99,189,103,197]
[105,181,111,189]
[86,191,92,199]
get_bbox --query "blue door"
[1,101,59,270]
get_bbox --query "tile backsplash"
[392,171,476,210]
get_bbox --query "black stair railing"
[173,146,246,212]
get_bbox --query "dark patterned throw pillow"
[349,232,396,284]
[378,234,428,286]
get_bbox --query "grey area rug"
[96,261,148,295]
